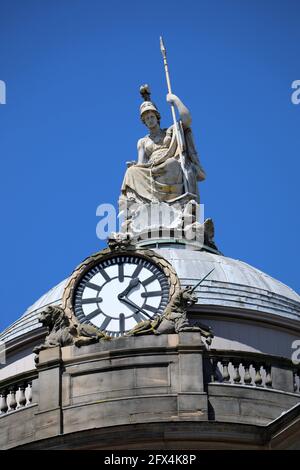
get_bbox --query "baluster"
[293,370,297,392]
[254,363,263,387]
[221,359,230,383]
[8,386,17,411]
[0,390,8,414]
[210,358,218,382]
[265,364,272,388]
[232,360,241,384]
[26,382,33,405]
[243,361,252,385]
[17,383,26,409]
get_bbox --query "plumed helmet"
[140,100,159,117]
[139,84,161,122]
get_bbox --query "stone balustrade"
[208,349,300,393]
[0,372,36,415]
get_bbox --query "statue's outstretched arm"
[166,93,192,128]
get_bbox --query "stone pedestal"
[58,332,207,434]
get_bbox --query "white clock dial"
[74,255,169,337]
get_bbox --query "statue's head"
[182,286,198,307]
[38,305,69,330]
[140,102,161,126]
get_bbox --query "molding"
[1,327,47,357]
[12,419,298,449]
[189,304,300,334]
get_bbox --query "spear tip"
[160,36,166,57]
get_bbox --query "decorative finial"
[139,84,151,102]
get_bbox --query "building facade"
[0,243,299,449]
[0,77,299,450]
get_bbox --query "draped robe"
[120,123,205,206]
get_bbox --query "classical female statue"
[119,85,205,216]
[114,40,218,249]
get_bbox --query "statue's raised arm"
[166,93,192,129]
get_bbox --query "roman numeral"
[142,274,157,287]
[132,264,143,278]
[85,308,101,321]
[81,297,102,304]
[133,312,149,323]
[100,268,110,282]
[143,304,158,314]
[86,282,102,291]
[119,313,125,334]
[141,291,162,298]
[99,316,111,330]
[118,264,124,282]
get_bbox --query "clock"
[73,254,170,337]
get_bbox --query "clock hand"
[118,277,140,299]
[119,296,153,320]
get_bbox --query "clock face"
[74,255,169,337]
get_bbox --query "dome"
[1,248,299,344]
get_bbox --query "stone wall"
[0,332,299,449]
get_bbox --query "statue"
[33,305,110,359]
[119,85,205,207]
[118,38,209,241]
[126,269,214,346]
[126,285,213,345]
[118,85,207,237]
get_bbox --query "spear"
[160,36,188,193]
[190,268,215,293]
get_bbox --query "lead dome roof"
[1,248,299,344]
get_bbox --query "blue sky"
[0,0,299,331]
